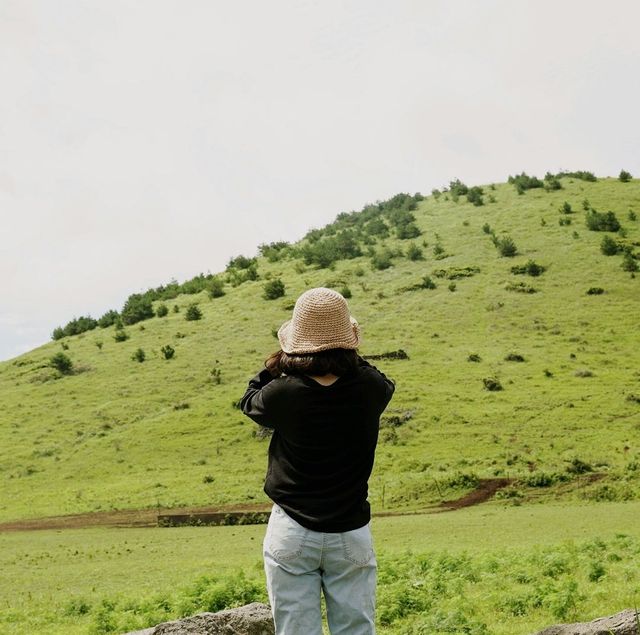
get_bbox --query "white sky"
[1,0,639,361]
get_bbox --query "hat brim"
[278,316,360,355]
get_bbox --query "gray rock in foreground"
[533,609,639,635]
[138,602,274,635]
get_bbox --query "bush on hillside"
[560,201,573,214]
[263,279,285,300]
[371,250,393,270]
[431,188,442,199]
[208,277,225,299]
[50,352,73,374]
[622,252,639,272]
[505,281,537,293]
[466,186,484,206]
[97,310,120,328]
[482,223,492,234]
[156,303,169,317]
[258,241,290,262]
[586,287,604,295]
[226,255,257,270]
[185,304,203,321]
[121,294,154,325]
[449,178,469,199]
[161,345,175,360]
[51,315,99,340]
[629,210,637,221]
[508,172,543,194]
[395,221,421,239]
[600,235,620,256]
[619,170,632,182]
[496,236,518,257]
[113,329,129,342]
[585,210,621,232]
[543,172,562,191]
[510,260,545,276]
[227,264,259,287]
[405,243,424,261]
[559,217,572,226]
[554,170,597,182]
[131,348,145,363]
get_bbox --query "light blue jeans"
[263,504,377,635]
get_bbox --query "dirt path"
[0,479,513,532]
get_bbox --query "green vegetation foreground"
[1,501,639,634]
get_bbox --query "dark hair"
[265,348,358,378]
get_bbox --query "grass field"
[2,501,640,634]
[1,176,639,523]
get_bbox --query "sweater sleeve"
[358,355,395,409]
[239,368,280,429]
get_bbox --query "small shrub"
[467,353,481,362]
[208,277,225,299]
[263,278,285,300]
[505,281,537,294]
[340,285,352,299]
[448,282,456,292]
[161,345,175,360]
[483,377,503,391]
[586,287,604,295]
[405,243,424,261]
[173,402,190,410]
[566,457,593,474]
[185,304,203,321]
[505,353,525,362]
[621,252,639,272]
[50,352,73,374]
[559,217,572,226]
[574,368,594,377]
[600,235,620,256]
[585,210,621,232]
[202,475,215,484]
[560,201,573,214]
[131,348,146,363]
[432,242,445,257]
[629,210,637,221]
[156,303,169,317]
[95,341,103,350]
[421,275,437,290]
[173,304,180,313]
[371,250,393,270]
[619,169,632,182]
[466,186,484,206]
[113,329,129,342]
[210,367,222,385]
[482,223,492,234]
[496,236,518,257]
[582,199,591,210]
[510,260,545,276]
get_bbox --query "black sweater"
[240,358,395,532]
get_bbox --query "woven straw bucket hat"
[277,287,361,354]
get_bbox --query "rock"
[533,609,639,635]
[138,602,274,635]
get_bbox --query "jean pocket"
[341,524,374,566]
[266,507,309,563]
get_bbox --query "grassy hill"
[2,174,640,523]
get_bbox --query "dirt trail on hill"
[0,479,513,532]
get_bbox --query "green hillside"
[2,174,640,523]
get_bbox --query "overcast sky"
[1,0,639,361]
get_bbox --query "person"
[240,287,395,635]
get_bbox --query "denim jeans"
[263,504,377,635]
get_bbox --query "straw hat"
[277,287,361,354]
